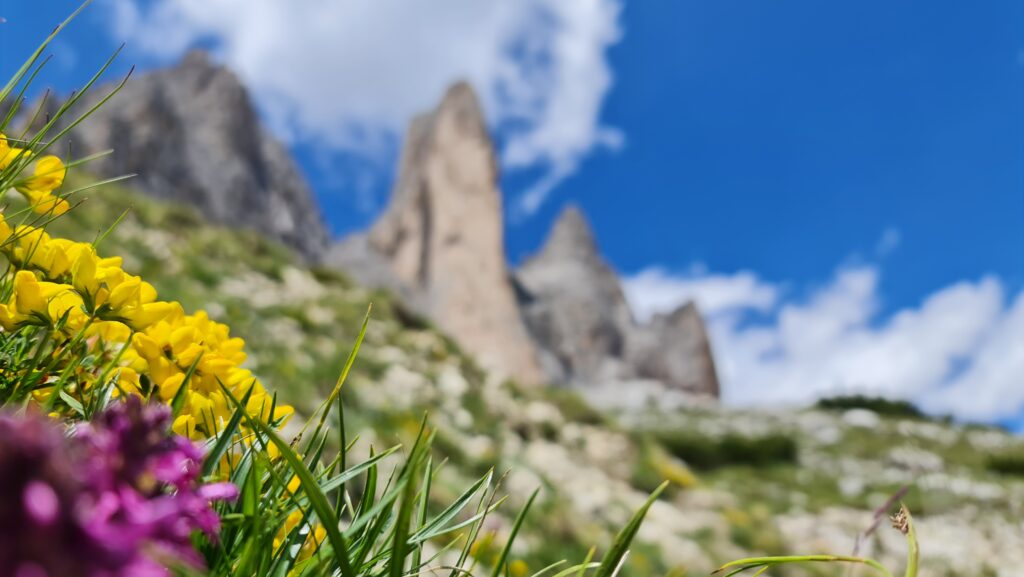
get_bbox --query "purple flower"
[0,399,237,577]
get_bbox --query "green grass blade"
[895,504,919,577]
[0,1,91,104]
[594,481,668,577]
[334,379,348,516]
[713,555,894,577]
[489,488,540,577]
[302,304,371,442]
[171,352,204,417]
[319,446,401,494]
[410,469,492,543]
[226,393,356,577]
[411,456,433,570]
[449,474,502,577]
[550,561,599,577]
[388,448,423,577]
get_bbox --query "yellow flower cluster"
[0,214,293,439]
[274,509,328,562]
[0,134,70,216]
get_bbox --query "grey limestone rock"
[36,50,328,261]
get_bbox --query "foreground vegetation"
[3,6,1021,577]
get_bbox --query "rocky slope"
[48,179,1024,577]
[32,54,1024,575]
[34,51,329,260]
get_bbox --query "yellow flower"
[121,301,181,332]
[10,271,59,319]
[46,288,88,332]
[87,320,132,343]
[35,238,79,278]
[172,414,202,441]
[0,210,293,446]
[109,367,143,397]
[0,271,86,332]
[0,215,11,245]
[274,510,327,563]
[24,190,70,216]
[10,225,52,269]
[156,373,187,402]
[0,134,30,171]
[16,155,66,196]
[107,275,143,310]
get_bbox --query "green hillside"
[47,177,1024,577]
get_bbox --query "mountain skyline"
[2,1,1021,424]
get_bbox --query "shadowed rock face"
[37,51,329,261]
[517,205,636,384]
[627,302,720,398]
[516,205,720,398]
[358,82,546,386]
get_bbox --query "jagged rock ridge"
[331,81,719,399]
[38,51,329,260]
[331,82,546,386]
[516,206,720,399]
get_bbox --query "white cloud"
[103,0,623,215]
[621,266,779,323]
[622,264,1024,422]
[926,292,1024,421]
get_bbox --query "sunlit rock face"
[360,82,547,386]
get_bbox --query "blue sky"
[2,1,1022,423]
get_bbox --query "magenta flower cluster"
[0,398,237,577]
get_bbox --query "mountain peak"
[541,204,600,261]
[37,50,329,260]
[168,50,248,104]
[365,81,546,386]
[517,203,720,398]
[178,49,216,70]
[438,81,483,117]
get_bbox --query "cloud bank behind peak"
[104,0,624,215]
[623,262,1024,423]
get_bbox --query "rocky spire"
[516,204,721,399]
[34,50,329,261]
[516,205,636,383]
[533,204,601,261]
[366,82,546,386]
[626,302,720,398]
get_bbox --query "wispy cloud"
[622,262,1023,423]
[103,0,624,216]
[875,227,901,257]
